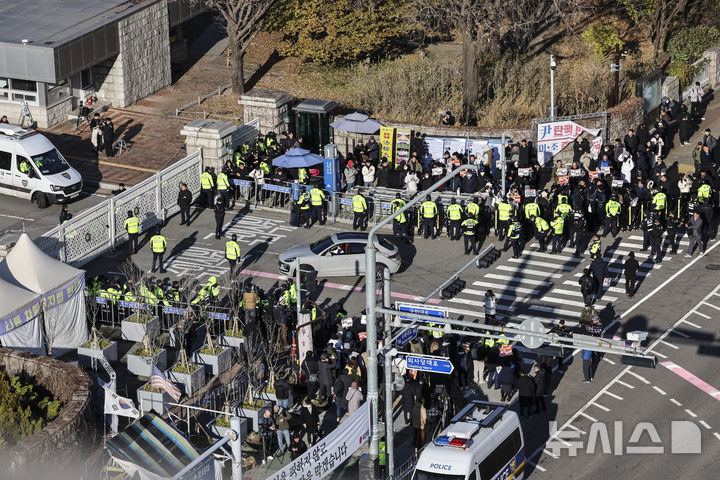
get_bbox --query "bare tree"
[414,0,585,124]
[192,0,280,94]
[621,0,695,59]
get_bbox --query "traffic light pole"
[382,266,394,475]
[365,165,480,460]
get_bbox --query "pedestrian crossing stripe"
[529,304,584,317]
[551,288,618,302]
[529,243,672,261]
[484,273,553,287]
[496,265,564,279]
[508,258,576,271]
[469,281,541,296]
[629,234,689,245]
[562,280,624,294]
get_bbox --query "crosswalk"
[437,233,691,328]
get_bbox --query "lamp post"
[550,55,557,119]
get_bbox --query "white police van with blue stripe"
[413,401,525,480]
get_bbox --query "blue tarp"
[271,148,325,168]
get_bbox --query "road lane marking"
[542,449,559,459]
[615,379,635,389]
[627,371,650,384]
[701,301,720,311]
[692,310,710,319]
[485,273,553,286]
[603,390,623,401]
[714,432,720,441]
[603,358,616,365]
[680,319,702,328]
[660,340,678,349]
[580,411,598,422]
[497,265,564,278]
[660,361,720,401]
[699,420,711,429]
[591,402,610,412]
[0,213,35,221]
[527,461,545,472]
[685,409,697,418]
[670,398,682,406]
[652,386,666,395]
[566,424,586,434]
[653,351,667,359]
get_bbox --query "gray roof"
[0,0,139,46]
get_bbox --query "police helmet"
[231,234,237,241]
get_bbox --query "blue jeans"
[346,182,354,191]
[277,398,289,409]
[486,369,499,389]
[364,181,373,187]
[277,429,290,452]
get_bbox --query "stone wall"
[95,0,171,107]
[239,88,293,134]
[704,46,720,88]
[0,348,94,478]
[662,76,680,101]
[0,98,73,129]
[607,97,645,141]
[182,119,259,171]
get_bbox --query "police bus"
[413,401,525,480]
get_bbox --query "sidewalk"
[664,89,719,172]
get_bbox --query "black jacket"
[624,257,640,277]
[517,375,536,398]
[177,189,192,208]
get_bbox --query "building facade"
[0,0,205,128]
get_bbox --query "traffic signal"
[441,277,466,299]
[477,246,501,268]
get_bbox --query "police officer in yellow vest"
[531,215,550,252]
[697,183,711,203]
[589,236,601,260]
[217,168,232,210]
[603,196,621,237]
[298,187,311,228]
[506,218,522,258]
[124,210,140,254]
[446,198,463,241]
[421,194,438,239]
[201,167,215,208]
[497,198,513,240]
[465,196,480,221]
[462,216,478,254]
[652,188,667,218]
[309,185,326,226]
[150,227,167,273]
[555,197,572,218]
[352,188,368,231]
[550,211,565,254]
[391,193,410,243]
[298,167,308,184]
[225,233,241,275]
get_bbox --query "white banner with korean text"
[268,401,370,480]
[537,121,602,164]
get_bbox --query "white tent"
[0,276,45,355]
[0,233,88,352]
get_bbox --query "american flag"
[151,364,182,402]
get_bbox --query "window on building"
[0,78,39,106]
[81,69,93,89]
[47,79,70,105]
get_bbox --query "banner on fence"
[380,127,395,166]
[537,120,602,163]
[394,128,412,167]
[267,401,370,480]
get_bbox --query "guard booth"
[292,99,338,154]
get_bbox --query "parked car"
[278,232,401,279]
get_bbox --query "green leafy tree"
[581,25,625,57]
[269,0,409,64]
[620,0,694,59]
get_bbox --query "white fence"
[35,150,203,266]
[35,119,260,266]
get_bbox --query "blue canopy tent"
[271,148,325,168]
[330,111,384,134]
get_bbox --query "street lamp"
[550,54,557,119]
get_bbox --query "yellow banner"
[379,126,395,168]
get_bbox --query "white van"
[414,401,525,480]
[0,123,83,208]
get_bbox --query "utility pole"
[501,133,506,197]
[610,45,621,108]
[365,165,481,464]
[550,55,556,119]
[382,267,394,475]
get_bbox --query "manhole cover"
[706,264,720,270]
